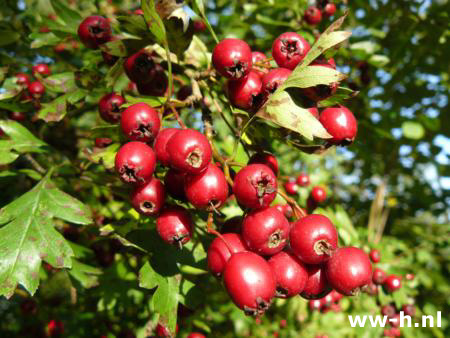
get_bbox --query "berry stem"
[206,212,233,252]
[168,104,187,129]
[277,189,307,218]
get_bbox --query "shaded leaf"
[69,259,102,288]
[37,89,86,122]
[42,72,76,93]
[49,0,82,30]
[142,0,167,44]
[282,65,346,90]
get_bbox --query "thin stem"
[169,104,187,129]
[206,212,233,252]
[278,189,307,218]
[25,154,46,174]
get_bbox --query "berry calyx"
[115,141,156,184]
[77,16,112,49]
[32,64,51,77]
[212,38,252,79]
[227,71,264,112]
[372,267,387,285]
[124,49,156,84]
[28,81,45,99]
[369,249,381,263]
[131,177,165,216]
[300,264,331,299]
[248,152,279,176]
[98,93,125,123]
[156,205,193,247]
[223,252,276,316]
[311,185,327,203]
[262,68,292,95]
[164,169,187,201]
[207,233,247,276]
[284,181,298,195]
[120,102,161,143]
[296,173,310,186]
[319,106,358,145]
[304,6,323,25]
[272,32,311,70]
[154,128,179,166]
[384,275,402,293]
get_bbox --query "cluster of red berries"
[308,289,343,314]
[304,0,337,26]
[283,172,328,212]
[381,302,416,337]
[368,249,406,294]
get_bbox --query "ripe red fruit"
[369,249,381,263]
[296,173,310,186]
[95,137,113,148]
[192,20,207,33]
[309,299,323,311]
[155,323,178,337]
[131,177,165,216]
[207,233,247,276]
[8,111,26,121]
[167,129,212,174]
[280,319,287,328]
[120,103,161,142]
[184,163,228,210]
[124,49,156,84]
[311,185,327,203]
[251,51,268,76]
[248,152,278,176]
[284,181,298,195]
[308,106,320,119]
[115,141,156,184]
[366,282,379,295]
[303,58,338,102]
[372,268,387,285]
[77,16,112,49]
[242,206,290,256]
[98,93,125,123]
[32,64,51,77]
[405,273,414,281]
[28,81,45,99]
[402,304,416,317]
[300,264,331,299]
[101,36,119,65]
[290,214,338,264]
[384,275,402,293]
[156,205,193,247]
[262,68,292,95]
[325,247,373,296]
[381,304,396,318]
[272,32,311,70]
[304,6,322,25]
[47,320,64,337]
[137,65,168,96]
[134,9,144,15]
[154,128,179,166]
[187,333,206,338]
[212,38,252,79]
[223,252,276,315]
[274,204,293,219]
[268,251,308,298]
[220,216,242,234]
[20,299,37,315]
[330,290,344,303]
[384,328,401,337]
[227,71,264,111]
[323,3,337,17]
[389,314,401,328]
[319,106,358,145]
[16,73,30,87]
[233,164,277,209]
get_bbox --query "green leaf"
[319,87,359,107]
[402,121,425,140]
[166,15,194,60]
[0,31,20,47]
[368,54,390,68]
[49,0,82,30]
[69,259,102,289]
[256,14,293,27]
[0,120,48,165]
[105,59,125,88]
[0,89,20,101]
[116,15,152,38]
[124,95,166,107]
[142,0,167,44]
[88,143,120,169]
[0,173,92,298]
[282,65,346,90]
[184,36,210,68]
[100,38,150,57]
[37,90,85,122]
[29,32,61,49]
[42,72,76,93]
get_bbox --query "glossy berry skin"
[262,68,292,95]
[131,177,165,216]
[120,103,161,142]
[311,185,327,203]
[137,65,168,96]
[300,264,331,299]
[303,59,338,102]
[242,207,290,256]
[98,93,125,123]
[16,73,30,87]
[184,163,228,210]
[323,3,337,17]
[325,247,373,296]
[156,205,193,247]
[304,6,322,25]
[32,64,51,77]
[268,251,308,298]
[308,106,320,119]
[372,267,387,285]
[290,214,338,264]
[381,304,396,318]
[223,252,276,316]
[164,169,187,201]
[227,71,264,112]
[114,141,156,184]
[167,129,212,174]
[77,16,112,49]
[369,249,381,263]
[95,138,113,148]
[251,51,268,76]
[154,128,179,166]
[9,111,26,121]
[192,20,207,33]
[284,181,298,195]
[384,275,402,293]
[155,323,179,337]
[248,152,278,176]
[124,49,156,84]
[296,173,310,186]
[207,233,247,276]
[402,304,416,317]
[28,81,45,99]
[233,164,277,209]
[320,106,358,145]
[272,32,311,70]
[212,38,252,79]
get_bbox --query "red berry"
[227,71,264,111]
[131,177,165,216]
[251,51,268,76]
[101,36,119,65]
[124,49,156,84]
[98,93,125,123]
[154,128,179,166]
[304,6,322,25]
[381,304,396,318]
[272,32,311,70]
[284,181,298,195]
[290,214,338,264]
[248,152,278,176]
[309,106,320,119]
[28,81,45,99]
[365,282,379,295]
[329,289,344,303]
[8,111,27,121]
[192,20,207,33]
[212,38,252,79]
[47,320,64,337]
[137,65,168,96]
[405,273,414,281]
[155,323,178,337]
[220,216,242,234]
[280,319,287,328]
[268,250,308,298]
[323,3,337,17]
[184,163,228,211]
[156,205,193,247]
[319,106,358,145]
[77,15,112,49]
[187,333,206,338]
[402,304,416,317]
[120,103,161,143]
[233,164,277,209]
[167,129,212,174]
[15,73,30,87]
[372,267,387,285]
[309,299,323,311]
[384,328,401,337]
[32,64,51,77]
[325,247,373,296]
[274,204,293,219]
[20,299,37,315]
[384,275,402,293]
[134,9,144,15]
[115,141,156,184]
[301,264,331,299]
[296,173,310,186]
[223,252,276,315]
[303,59,338,102]
[389,314,401,328]
[261,68,291,95]
[369,249,381,263]
[207,233,247,276]
[164,169,187,201]
[311,185,327,203]
[242,206,290,256]
[95,137,113,148]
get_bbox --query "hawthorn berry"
[325,247,373,296]
[154,128,179,166]
[155,323,179,337]
[98,92,125,123]
[28,81,45,99]
[137,65,168,96]
[120,102,161,143]
[274,204,294,219]
[319,106,358,145]
[402,304,416,317]
[311,185,327,203]
[251,51,268,76]
[242,206,290,256]
[272,32,311,70]
[187,333,206,338]
[207,233,247,276]
[95,137,113,148]
[405,273,415,281]
[220,216,242,234]
[77,15,112,49]
[47,320,64,337]
[156,205,193,247]
[227,71,264,111]
[268,251,308,298]
[192,20,207,33]
[262,68,292,95]
[372,267,387,285]
[124,49,156,84]
[131,177,165,216]
[300,264,331,299]
[184,163,228,210]
[212,38,252,79]
[384,328,401,337]
[369,249,381,263]
[248,152,279,176]
[223,251,276,315]
[284,181,298,195]
[32,64,51,77]
[16,73,30,87]
[20,299,37,315]
[309,299,323,311]
[233,164,277,209]
[384,275,402,293]
[304,6,322,25]
[8,111,26,121]
[381,304,396,318]
[164,169,187,201]
[101,36,119,65]
[167,129,212,174]
[323,3,337,17]
[114,141,156,184]
[366,282,379,295]
[330,289,344,303]
[389,314,401,328]
[290,214,338,264]
[303,58,338,102]
[308,106,320,119]
[296,173,310,186]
